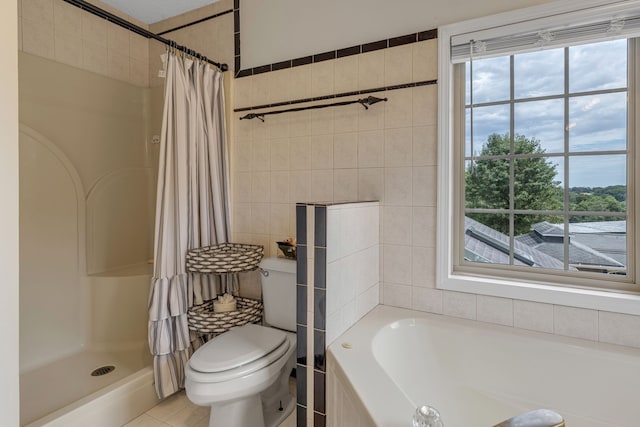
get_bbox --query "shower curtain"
[148,51,231,399]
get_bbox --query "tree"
[465,133,563,235]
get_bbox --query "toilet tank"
[259,257,296,332]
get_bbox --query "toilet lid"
[189,324,287,373]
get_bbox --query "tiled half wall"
[295,201,380,427]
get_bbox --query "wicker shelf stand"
[185,243,264,335]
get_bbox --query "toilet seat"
[187,324,292,384]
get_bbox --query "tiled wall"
[230,31,640,352]
[295,202,380,427]
[18,0,150,87]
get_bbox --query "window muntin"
[461,38,631,280]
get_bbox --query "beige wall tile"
[383,244,412,285]
[107,24,129,56]
[267,115,290,140]
[55,30,83,68]
[384,167,412,206]
[443,291,477,320]
[385,44,412,86]
[81,13,108,47]
[289,64,312,101]
[130,58,149,87]
[383,206,412,245]
[311,135,334,170]
[384,127,413,167]
[22,18,54,59]
[358,168,384,201]
[53,1,82,37]
[270,203,290,236]
[333,132,358,169]
[412,206,436,247]
[383,283,412,309]
[82,39,108,74]
[413,84,438,126]
[22,0,53,24]
[413,39,438,82]
[250,203,270,234]
[477,295,514,326]
[290,170,311,204]
[250,140,270,171]
[311,170,334,202]
[413,166,437,206]
[385,87,413,129]
[358,95,385,131]
[234,204,252,234]
[358,50,385,90]
[232,139,252,172]
[234,172,252,204]
[412,246,436,288]
[289,110,312,137]
[334,102,359,134]
[413,125,438,166]
[130,34,149,63]
[554,305,598,341]
[290,137,311,170]
[312,60,335,98]
[311,108,334,135]
[357,130,384,168]
[251,172,270,203]
[513,300,554,333]
[270,171,290,204]
[268,68,292,105]
[598,311,640,348]
[107,49,130,82]
[270,139,290,171]
[234,76,253,108]
[333,169,358,202]
[334,56,358,94]
[412,287,443,314]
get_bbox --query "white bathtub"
[327,305,640,427]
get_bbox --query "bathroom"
[3,0,640,426]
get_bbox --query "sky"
[465,39,628,188]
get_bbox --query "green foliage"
[569,192,626,222]
[465,133,562,235]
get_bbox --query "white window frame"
[437,0,640,315]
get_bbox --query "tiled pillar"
[296,201,380,427]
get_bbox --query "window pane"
[464,214,511,265]
[568,155,626,209]
[569,39,627,93]
[514,99,564,153]
[514,215,565,270]
[567,216,627,276]
[514,157,563,211]
[466,105,510,158]
[568,92,627,152]
[465,159,510,210]
[514,48,564,98]
[466,56,510,104]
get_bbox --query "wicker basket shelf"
[186,243,264,274]
[188,297,263,335]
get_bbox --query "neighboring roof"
[516,221,626,269]
[464,217,566,270]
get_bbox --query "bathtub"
[21,264,159,427]
[327,305,640,427]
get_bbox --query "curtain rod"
[239,96,388,121]
[62,0,229,72]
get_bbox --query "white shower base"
[21,346,158,427]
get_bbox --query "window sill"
[438,272,640,316]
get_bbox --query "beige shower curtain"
[148,51,231,399]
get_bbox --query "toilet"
[185,257,297,427]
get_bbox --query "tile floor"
[123,387,296,427]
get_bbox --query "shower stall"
[18,52,164,426]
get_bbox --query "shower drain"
[91,365,115,377]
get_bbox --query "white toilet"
[185,257,297,427]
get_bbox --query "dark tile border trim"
[233,79,437,113]
[233,0,437,79]
[156,9,233,36]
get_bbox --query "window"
[438,0,640,314]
